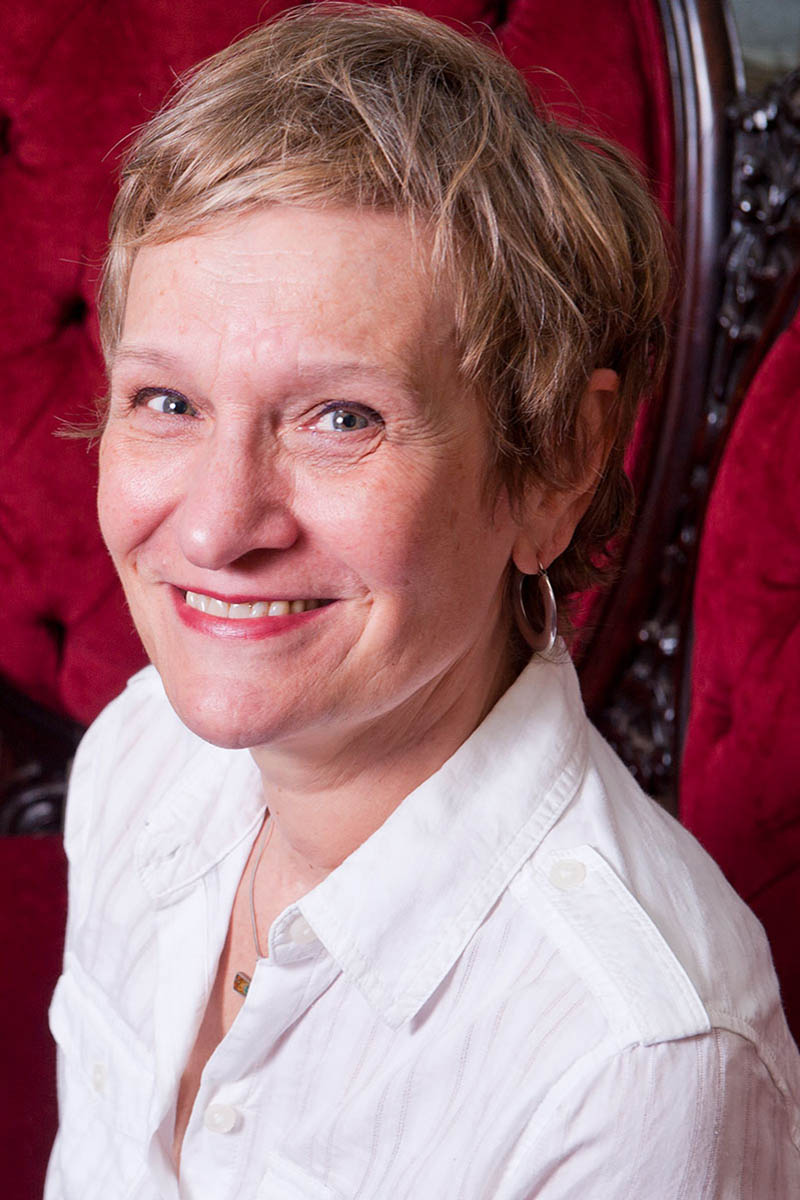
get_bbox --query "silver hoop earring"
[512,564,558,655]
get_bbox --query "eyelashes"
[129,387,196,417]
[314,402,384,432]
[125,388,384,433]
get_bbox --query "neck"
[249,641,516,887]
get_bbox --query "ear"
[511,368,620,574]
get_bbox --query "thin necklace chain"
[248,812,274,959]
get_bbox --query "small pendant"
[232,971,251,997]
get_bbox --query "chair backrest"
[6,6,796,819]
[0,0,683,825]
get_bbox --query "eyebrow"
[110,345,421,397]
[110,346,187,375]
[297,361,420,395]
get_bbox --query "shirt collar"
[135,713,266,902]
[300,650,589,1028]
[135,651,588,1028]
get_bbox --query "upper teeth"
[185,591,322,618]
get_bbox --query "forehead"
[118,206,455,385]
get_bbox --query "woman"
[47,5,800,1198]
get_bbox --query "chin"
[181,716,266,752]
[160,677,294,751]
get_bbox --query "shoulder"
[68,664,177,776]
[511,718,800,1107]
[63,664,209,870]
[498,1027,800,1197]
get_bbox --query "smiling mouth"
[183,590,330,619]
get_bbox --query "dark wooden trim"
[580,0,742,702]
[676,69,800,745]
[579,0,744,807]
[581,25,800,806]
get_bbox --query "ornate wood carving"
[587,65,800,808]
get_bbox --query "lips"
[172,586,334,639]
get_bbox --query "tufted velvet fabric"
[681,306,800,1042]
[0,1,683,1195]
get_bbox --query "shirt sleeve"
[499,1028,800,1199]
[43,707,112,1200]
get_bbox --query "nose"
[174,431,300,570]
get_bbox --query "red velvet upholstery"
[0,2,675,1196]
[498,0,674,220]
[681,307,800,1040]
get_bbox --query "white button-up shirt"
[46,653,800,1199]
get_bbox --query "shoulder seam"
[707,1009,800,1148]
[511,846,710,1046]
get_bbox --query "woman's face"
[99,206,532,754]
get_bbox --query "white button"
[549,859,587,890]
[288,915,316,945]
[90,1062,106,1095]
[203,1103,238,1134]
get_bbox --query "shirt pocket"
[49,951,154,1191]
[256,1149,346,1200]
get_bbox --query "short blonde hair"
[100,2,670,615]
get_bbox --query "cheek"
[303,461,438,558]
[303,455,500,596]
[97,436,178,559]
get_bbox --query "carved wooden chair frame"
[582,0,800,807]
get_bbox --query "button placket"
[548,858,587,891]
[203,1102,239,1134]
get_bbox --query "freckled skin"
[99,206,540,772]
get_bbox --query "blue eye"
[329,409,369,431]
[134,388,195,416]
[317,405,381,432]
